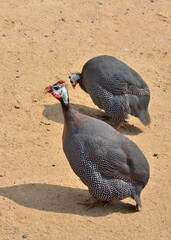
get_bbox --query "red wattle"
[53,93,61,98]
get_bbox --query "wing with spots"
[84,136,131,177]
[101,72,150,96]
[83,134,149,185]
[63,131,149,186]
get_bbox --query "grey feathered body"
[62,106,150,206]
[79,55,151,126]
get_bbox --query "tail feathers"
[138,110,151,126]
[131,185,143,210]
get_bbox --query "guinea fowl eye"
[53,86,60,91]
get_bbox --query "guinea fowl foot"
[116,120,128,130]
[77,197,98,211]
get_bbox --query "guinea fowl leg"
[102,201,112,207]
[77,197,99,211]
[95,112,111,121]
[116,120,129,130]
[98,115,111,121]
[77,198,111,210]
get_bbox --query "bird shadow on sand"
[0,183,137,217]
[42,103,142,136]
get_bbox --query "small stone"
[22,234,28,238]
[16,76,20,78]
[40,121,51,125]
[59,18,66,22]
[123,48,129,52]
[0,174,4,177]
[52,164,55,167]
[44,35,48,37]
[2,34,6,37]
[14,105,20,109]
[153,153,158,157]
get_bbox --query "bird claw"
[116,120,128,129]
[77,199,111,210]
[77,197,98,211]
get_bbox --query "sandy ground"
[0,0,171,239]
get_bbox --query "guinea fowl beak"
[72,81,78,89]
[44,85,52,94]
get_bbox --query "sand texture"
[0,1,171,239]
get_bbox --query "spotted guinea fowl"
[69,55,151,127]
[45,81,150,210]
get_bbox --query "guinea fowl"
[69,55,151,127]
[45,81,150,211]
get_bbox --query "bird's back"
[80,55,149,91]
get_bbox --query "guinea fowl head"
[45,80,69,105]
[69,73,81,88]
